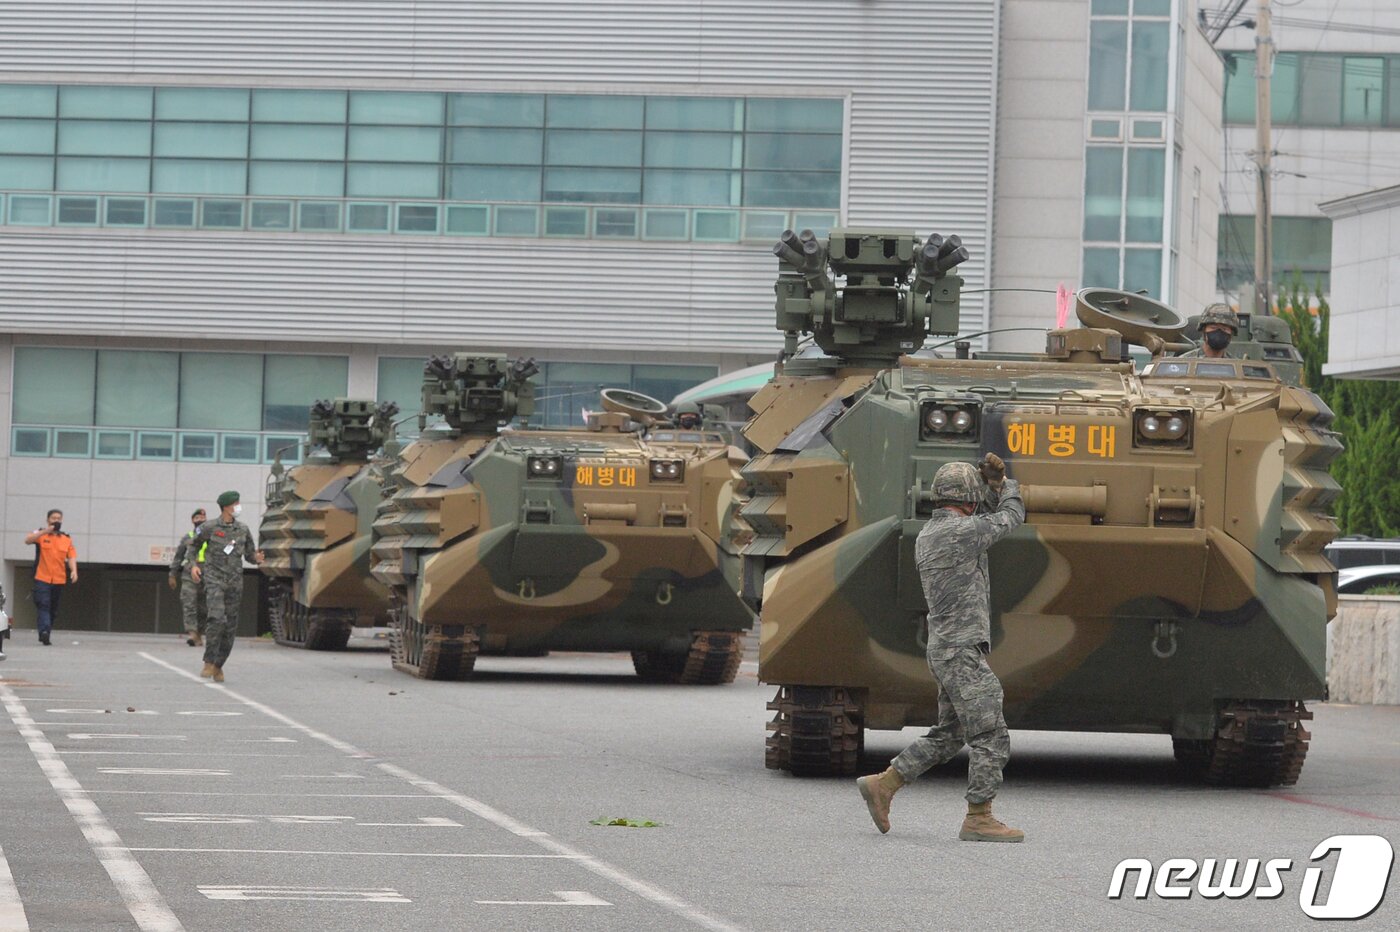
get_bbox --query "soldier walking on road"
[856,453,1026,842]
[191,491,264,683]
[168,508,208,647]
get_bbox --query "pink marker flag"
[1055,282,1072,329]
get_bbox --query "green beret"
[216,490,240,508]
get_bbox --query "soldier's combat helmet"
[674,401,702,428]
[932,461,983,504]
[1196,303,1240,334]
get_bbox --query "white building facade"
[0,1,1221,630]
[1318,184,1400,379]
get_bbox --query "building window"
[0,85,842,241]
[1216,215,1332,293]
[1087,0,1172,116]
[12,347,352,459]
[1223,52,1400,127]
[1081,143,1167,297]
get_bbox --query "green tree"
[1277,278,1400,538]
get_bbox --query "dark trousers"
[33,581,64,639]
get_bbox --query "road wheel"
[303,609,354,651]
[1177,700,1312,787]
[765,685,863,776]
[389,606,478,681]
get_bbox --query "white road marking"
[99,768,230,776]
[199,886,409,903]
[138,813,461,827]
[234,737,296,743]
[68,734,187,741]
[87,791,437,799]
[0,844,32,932]
[0,683,184,932]
[176,711,243,717]
[140,650,746,932]
[129,848,572,859]
[282,773,365,780]
[476,890,612,907]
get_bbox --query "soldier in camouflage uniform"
[856,453,1026,842]
[191,491,264,682]
[168,508,208,647]
[1179,303,1239,359]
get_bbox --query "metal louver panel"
[0,0,998,348]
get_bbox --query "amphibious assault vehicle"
[745,228,1340,787]
[261,399,399,650]
[371,353,754,683]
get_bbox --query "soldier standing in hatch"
[191,491,263,682]
[168,508,208,647]
[1179,303,1240,358]
[856,453,1026,842]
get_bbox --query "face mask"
[50,520,62,533]
[1204,330,1231,351]
[193,519,204,528]
[232,504,243,518]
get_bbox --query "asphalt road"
[0,631,1395,931]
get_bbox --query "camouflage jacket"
[168,528,208,577]
[914,478,1025,651]
[191,517,258,582]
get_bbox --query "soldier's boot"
[959,800,1024,843]
[185,631,196,646]
[200,662,215,678]
[856,767,905,834]
[212,666,225,684]
[193,632,203,647]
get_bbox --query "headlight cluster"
[1134,409,1192,448]
[920,403,979,442]
[650,459,685,481]
[527,455,563,478]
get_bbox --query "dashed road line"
[0,844,31,932]
[139,650,746,932]
[0,682,184,932]
[128,848,574,859]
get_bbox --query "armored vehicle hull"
[372,425,754,682]
[260,400,397,650]
[747,230,1340,787]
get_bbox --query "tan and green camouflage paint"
[744,355,1339,740]
[259,457,390,620]
[371,424,754,653]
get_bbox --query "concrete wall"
[1328,595,1400,705]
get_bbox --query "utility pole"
[1253,0,1274,315]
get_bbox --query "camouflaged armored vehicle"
[371,354,754,683]
[745,228,1340,787]
[261,399,398,650]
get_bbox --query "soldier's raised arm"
[966,453,1024,553]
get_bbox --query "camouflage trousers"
[891,642,1011,804]
[179,570,207,635]
[201,574,242,669]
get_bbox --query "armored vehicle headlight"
[920,402,980,442]
[527,455,563,478]
[650,459,684,481]
[1133,409,1192,448]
